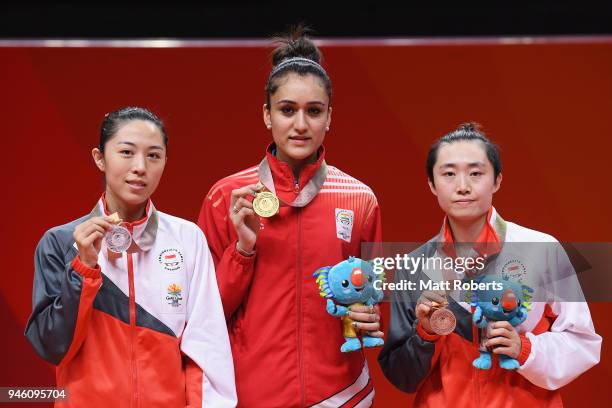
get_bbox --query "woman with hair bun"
[379,122,601,407]
[26,107,236,407]
[198,28,382,407]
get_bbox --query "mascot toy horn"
[471,275,533,370]
[313,256,385,352]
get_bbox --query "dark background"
[1,1,612,38]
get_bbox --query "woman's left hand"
[348,305,384,338]
[485,321,522,359]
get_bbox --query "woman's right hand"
[416,290,448,335]
[73,216,114,268]
[229,184,263,253]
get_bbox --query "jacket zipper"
[296,207,305,407]
[471,306,480,408]
[127,226,138,408]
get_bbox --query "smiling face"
[429,140,502,224]
[93,119,167,213]
[263,72,331,169]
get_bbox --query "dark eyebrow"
[116,141,164,151]
[275,99,326,106]
[439,162,485,168]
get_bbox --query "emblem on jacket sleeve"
[158,249,184,271]
[166,283,183,308]
[335,208,354,243]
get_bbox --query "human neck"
[104,191,147,223]
[275,150,318,180]
[447,213,488,244]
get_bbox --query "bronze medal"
[430,307,456,336]
[253,191,280,218]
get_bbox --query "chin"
[119,190,150,206]
[448,208,488,223]
[285,146,316,161]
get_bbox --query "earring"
[326,127,330,131]
[267,124,272,129]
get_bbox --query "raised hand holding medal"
[229,183,264,255]
[105,212,132,253]
[229,154,327,255]
[416,290,457,336]
[73,214,117,268]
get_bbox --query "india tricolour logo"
[335,208,354,243]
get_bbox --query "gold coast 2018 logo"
[166,283,183,308]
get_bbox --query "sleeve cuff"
[71,256,102,279]
[230,240,257,265]
[517,333,532,366]
[417,320,441,342]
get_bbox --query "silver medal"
[105,225,132,253]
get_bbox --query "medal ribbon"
[257,157,327,208]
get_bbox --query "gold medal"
[253,191,280,217]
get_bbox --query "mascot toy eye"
[470,275,533,370]
[313,256,385,352]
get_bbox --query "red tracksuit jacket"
[198,144,382,407]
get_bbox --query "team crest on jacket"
[502,259,527,282]
[166,283,183,308]
[158,249,184,271]
[335,208,354,243]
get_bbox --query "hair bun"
[271,24,321,67]
[457,122,482,133]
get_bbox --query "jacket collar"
[264,143,326,203]
[90,193,158,252]
[437,207,507,258]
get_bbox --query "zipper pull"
[294,180,299,193]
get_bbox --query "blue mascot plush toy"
[471,275,533,370]
[313,256,385,352]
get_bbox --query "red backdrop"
[1,37,611,407]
